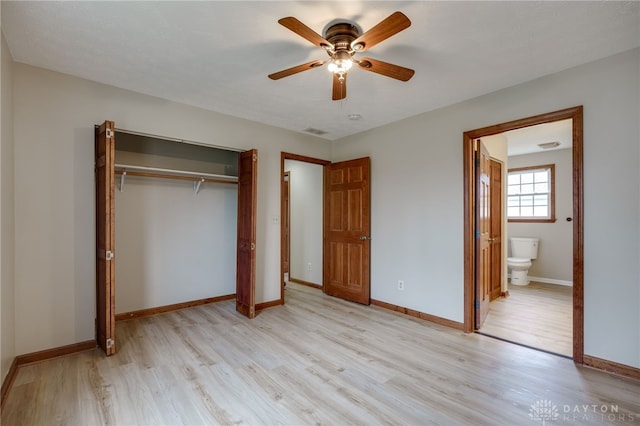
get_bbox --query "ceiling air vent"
[303,127,328,136]
[538,141,561,149]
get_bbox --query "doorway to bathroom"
[462,106,584,362]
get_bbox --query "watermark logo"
[530,400,560,425]
[529,399,637,423]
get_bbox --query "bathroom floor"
[479,281,573,357]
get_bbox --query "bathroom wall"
[508,148,573,284]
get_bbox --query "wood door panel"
[346,243,363,288]
[330,168,345,185]
[329,191,345,231]
[236,149,257,318]
[347,189,363,231]
[489,159,502,300]
[95,120,116,356]
[324,157,370,305]
[475,141,491,329]
[348,165,363,182]
[328,242,343,283]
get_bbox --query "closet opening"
[95,121,257,356]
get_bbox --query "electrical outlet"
[398,280,405,291]
[271,215,280,225]
[308,262,312,272]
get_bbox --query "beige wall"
[4,41,639,371]
[333,48,640,368]
[11,63,331,355]
[1,30,16,382]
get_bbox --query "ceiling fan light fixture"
[271,12,414,100]
[327,58,353,74]
[327,50,353,75]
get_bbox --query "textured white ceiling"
[2,1,639,141]
[506,119,573,157]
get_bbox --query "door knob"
[360,235,371,241]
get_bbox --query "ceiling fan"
[268,11,415,101]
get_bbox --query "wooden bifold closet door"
[95,120,116,356]
[95,120,258,356]
[236,149,258,318]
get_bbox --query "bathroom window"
[507,164,556,223]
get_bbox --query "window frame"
[507,164,556,223]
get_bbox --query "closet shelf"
[114,164,238,193]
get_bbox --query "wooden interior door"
[489,158,502,301]
[236,149,258,318]
[475,140,491,329]
[323,157,371,304]
[95,121,116,355]
[283,172,290,279]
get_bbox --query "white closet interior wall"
[114,132,238,314]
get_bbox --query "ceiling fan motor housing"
[324,22,360,52]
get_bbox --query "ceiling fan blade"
[268,60,325,80]
[351,11,411,52]
[332,73,347,101]
[278,17,333,50]
[357,57,414,81]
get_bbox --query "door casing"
[462,106,584,363]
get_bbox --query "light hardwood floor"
[480,282,573,357]
[3,283,639,425]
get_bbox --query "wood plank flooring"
[3,283,639,425]
[480,282,572,357]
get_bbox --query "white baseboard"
[508,274,573,287]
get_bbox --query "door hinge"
[105,250,114,261]
[252,153,257,161]
[106,128,114,139]
[106,338,115,349]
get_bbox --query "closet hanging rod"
[114,164,238,182]
[114,169,238,186]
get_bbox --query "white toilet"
[507,237,539,286]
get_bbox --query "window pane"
[508,185,520,195]
[521,184,534,194]
[507,196,520,206]
[521,173,534,184]
[520,195,533,206]
[521,206,533,216]
[534,182,548,193]
[508,174,521,185]
[534,195,548,205]
[533,206,548,217]
[508,207,520,217]
[534,171,548,182]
